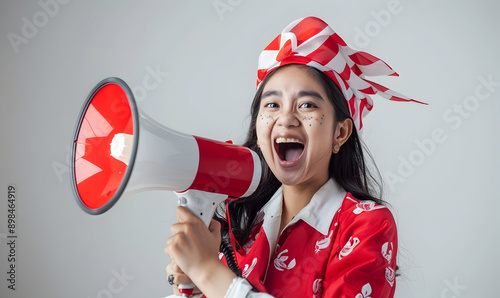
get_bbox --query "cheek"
[259,113,275,125]
[256,114,272,141]
[302,114,326,127]
[255,115,275,164]
[256,114,274,134]
[304,114,335,144]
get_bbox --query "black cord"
[220,229,260,293]
[220,236,241,277]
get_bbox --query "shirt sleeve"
[322,207,398,298]
[224,277,275,298]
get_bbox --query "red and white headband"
[257,16,426,131]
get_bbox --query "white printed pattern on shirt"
[274,249,296,271]
[312,279,323,298]
[355,283,372,298]
[353,201,386,214]
[385,267,395,287]
[381,242,393,264]
[242,258,258,278]
[314,230,333,254]
[339,236,360,260]
[381,242,395,287]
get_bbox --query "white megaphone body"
[70,77,261,297]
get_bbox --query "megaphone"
[70,77,261,297]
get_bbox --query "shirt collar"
[260,178,346,236]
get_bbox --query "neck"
[280,177,329,232]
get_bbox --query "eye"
[264,102,279,108]
[299,102,317,109]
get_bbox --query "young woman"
[165,16,423,298]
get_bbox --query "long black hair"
[216,64,385,248]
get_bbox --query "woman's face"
[256,65,337,188]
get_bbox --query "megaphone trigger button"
[178,196,187,206]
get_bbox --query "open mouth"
[275,137,304,162]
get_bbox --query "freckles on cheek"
[302,114,326,127]
[259,114,275,125]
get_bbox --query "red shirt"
[221,179,398,298]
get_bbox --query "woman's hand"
[165,259,201,296]
[165,206,222,280]
[165,206,237,298]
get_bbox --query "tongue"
[285,148,302,162]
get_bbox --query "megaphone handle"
[176,190,228,229]
[178,282,195,297]
[174,190,228,297]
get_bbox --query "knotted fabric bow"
[257,16,426,131]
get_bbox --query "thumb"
[176,206,196,223]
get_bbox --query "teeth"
[275,137,303,144]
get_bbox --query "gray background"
[1,0,499,297]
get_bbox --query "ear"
[333,118,353,152]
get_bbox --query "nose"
[276,106,300,127]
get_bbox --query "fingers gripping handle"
[174,190,228,297]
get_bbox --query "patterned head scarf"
[257,16,426,131]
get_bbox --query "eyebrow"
[298,90,324,101]
[261,90,325,101]
[262,90,281,99]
